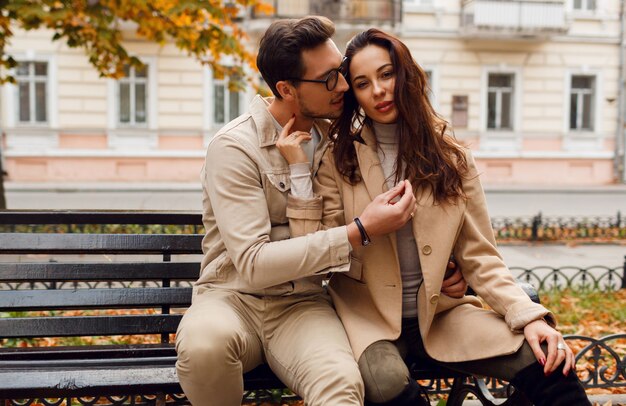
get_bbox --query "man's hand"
[441,260,467,298]
[276,115,311,165]
[347,180,416,247]
[524,319,575,376]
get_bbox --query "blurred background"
[1,0,626,213]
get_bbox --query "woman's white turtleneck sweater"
[371,121,422,319]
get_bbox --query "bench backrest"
[0,211,203,345]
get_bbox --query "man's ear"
[276,80,296,100]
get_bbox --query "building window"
[487,73,514,130]
[16,61,48,124]
[213,76,241,125]
[573,0,595,11]
[118,65,148,126]
[570,75,595,131]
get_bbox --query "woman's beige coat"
[288,125,554,362]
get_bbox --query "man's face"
[294,39,349,120]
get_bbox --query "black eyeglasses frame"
[287,57,348,91]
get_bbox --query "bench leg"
[447,376,532,406]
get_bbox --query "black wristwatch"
[353,217,371,246]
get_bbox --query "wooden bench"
[0,210,531,405]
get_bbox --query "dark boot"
[365,379,430,406]
[510,362,591,406]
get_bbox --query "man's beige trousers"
[175,287,364,406]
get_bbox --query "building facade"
[1,0,624,185]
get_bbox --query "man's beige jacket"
[288,125,555,362]
[195,95,351,297]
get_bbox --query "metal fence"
[492,211,626,242]
[3,210,625,243]
[511,264,626,291]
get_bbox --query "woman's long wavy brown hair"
[330,29,467,204]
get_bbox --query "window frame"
[2,53,58,129]
[106,57,157,131]
[568,74,596,132]
[479,66,522,151]
[117,65,149,127]
[203,66,244,133]
[486,72,515,131]
[563,69,603,151]
[15,61,50,125]
[571,0,596,12]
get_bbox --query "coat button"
[422,245,432,255]
[279,181,286,189]
[429,294,439,304]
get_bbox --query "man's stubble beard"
[298,97,343,120]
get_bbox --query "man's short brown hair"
[257,16,335,99]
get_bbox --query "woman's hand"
[440,261,467,298]
[523,319,576,376]
[276,115,312,165]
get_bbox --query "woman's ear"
[275,80,295,101]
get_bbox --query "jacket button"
[430,294,439,304]
[279,181,286,189]
[422,245,432,255]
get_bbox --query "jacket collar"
[354,124,387,202]
[354,123,400,265]
[250,95,331,149]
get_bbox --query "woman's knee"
[358,341,410,403]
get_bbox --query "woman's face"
[349,44,397,124]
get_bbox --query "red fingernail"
[539,358,546,366]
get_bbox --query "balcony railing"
[252,0,401,25]
[461,0,569,38]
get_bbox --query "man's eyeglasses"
[287,57,347,91]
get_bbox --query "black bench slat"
[0,364,285,398]
[0,315,183,338]
[0,262,200,281]
[2,356,178,369]
[0,233,203,254]
[0,367,181,398]
[0,343,175,360]
[0,210,203,225]
[0,287,192,311]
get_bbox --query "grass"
[541,288,626,336]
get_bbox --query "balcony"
[252,0,401,26]
[461,0,569,38]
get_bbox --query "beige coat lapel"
[354,125,399,264]
[354,126,388,201]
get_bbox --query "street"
[5,182,626,217]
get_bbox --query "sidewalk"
[6,181,626,216]
[452,394,626,405]
[499,243,625,269]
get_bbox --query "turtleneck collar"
[371,121,398,145]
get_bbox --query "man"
[175,16,463,405]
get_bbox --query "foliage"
[0,0,273,86]
[541,288,626,336]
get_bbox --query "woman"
[281,29,590,406]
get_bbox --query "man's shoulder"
[208,113,259,150]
